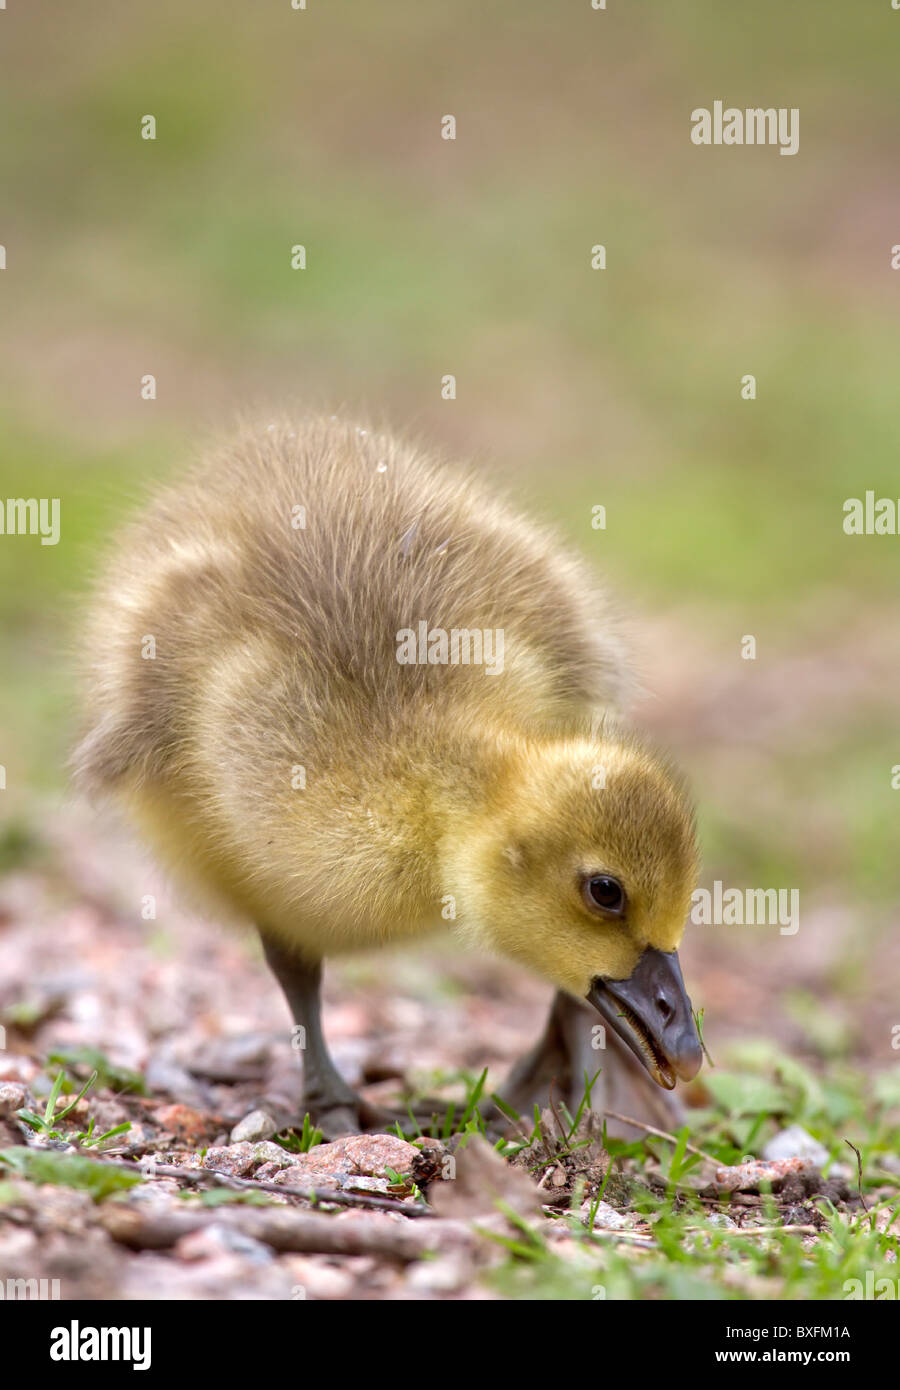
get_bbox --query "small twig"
[547,1078,570,1145]
[181,1169,427,1217]
[98,1203,465,1260]
[603,1110,720,1166]
[580,1229,655,1244]
[76,1151,431,1218]
[580,1222,817,1245]
[718,1224,819,1237]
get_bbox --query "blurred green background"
[0,1,898,1054]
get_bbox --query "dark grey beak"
[586,948,703,1091]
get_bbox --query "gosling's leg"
[497,989,688,1140]
[259,933,384,1138]
[258,933,448,1137]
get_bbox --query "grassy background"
[0,2,898,1051]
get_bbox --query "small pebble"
[762,1125,829,1167]
[175,1223,274,1265]
[229,1109,279,1144]
[580,1199,631,1231]
[406,1253,471,1293]
[0,1083,27,1119]
[202,1141,294,1179]
[714,1157,815,1194]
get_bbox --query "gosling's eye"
[583,874,626,916]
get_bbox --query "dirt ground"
[1,615,898,1300]
[0,786,892,1301]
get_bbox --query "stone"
[713,1157,816,1194]
[580,1199,631,1231]
[269,1133,420,1185]
[175,1223,274,1265]
[202,1141,296,1179]
[0,1083,27,1119]
[154,1103,215,1145]
[229,1109,279,1145]
[762,1125,829,1168]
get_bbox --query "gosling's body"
[76,417,702,1134]
[77,419,630,959]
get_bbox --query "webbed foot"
[491,990,690,1141]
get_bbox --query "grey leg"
[497,989,688,1139]
[259,931,474,1137]
[259,933,378,1134]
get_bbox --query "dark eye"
[583,874,626,916]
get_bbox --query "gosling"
[74,417,703,1136]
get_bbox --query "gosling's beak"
[587,948,703,1091]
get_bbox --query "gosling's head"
[456,727,703,1089]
